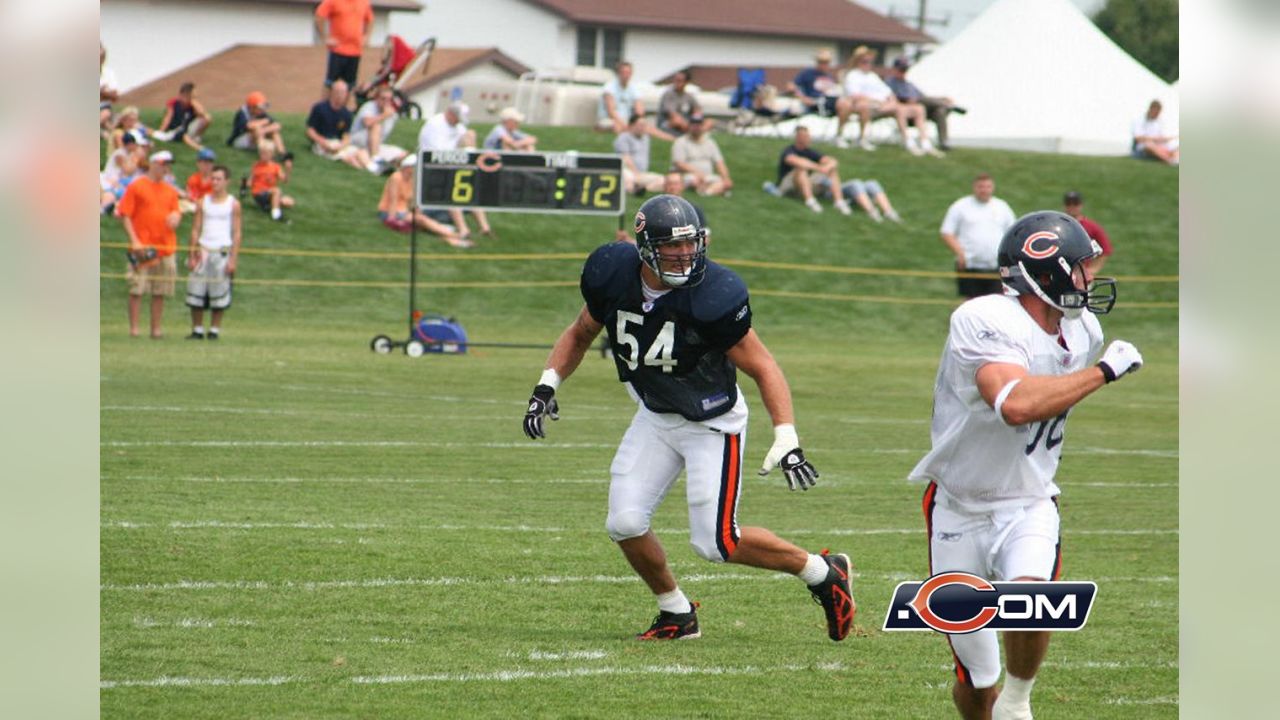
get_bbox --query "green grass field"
[101,117,1178,718]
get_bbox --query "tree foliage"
[1092,0,1178,82]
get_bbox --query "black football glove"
[522,384,559,439]
[758,425,819,491]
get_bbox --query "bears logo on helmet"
[998,211,1116,317]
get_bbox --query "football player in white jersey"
[908,211,1144,720]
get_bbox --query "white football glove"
[1098,340,1143,383]
[758,424,819,491]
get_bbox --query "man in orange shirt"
[250,140,295,221]
[118,150,182,338]
[315,0,373,92]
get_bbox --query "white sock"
[1001,674,1036,706]
[193,325,204,334]
[366,160,380,172]
[209,327,219,336]
[271,207,282,220]
[656,588,692,614]
[798,553,829,585]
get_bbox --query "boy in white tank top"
[185,164,241,339]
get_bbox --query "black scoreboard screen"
[416,150,624,216]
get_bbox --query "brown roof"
[398,48,533,95]
[526,0,933,44]
[120,44,389,114]
[175,0,425,10]
[658,63,895,92]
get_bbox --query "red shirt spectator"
[1064,191,1112,272]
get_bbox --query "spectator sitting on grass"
[598,60,644,134]
[249,140,294,222]
[1131,99,1179,166]
[657,70,702,135]
[378,154,473,248]
[670,113,733,197]
[614,113,667,196]
[834,179,902,223]
[307,79,376,171]
[228,92,287,155]
[350,84,407,173]
[153,81,212,150]
[483,107,538,151]
[100,132,146,214]
[111,106,150,150]
[761,126,852,215]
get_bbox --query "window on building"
[576,26,625,67]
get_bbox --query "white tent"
[908,0,1172,155]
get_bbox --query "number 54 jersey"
[908,294,1105,513]
[581,242,751,423]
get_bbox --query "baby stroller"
[355,35,433,119]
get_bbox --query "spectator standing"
[614,114,667,195]
[787,48,853,126]
[483,107,538,151]
[657,70,702,135]
[838,46,936,156]
[761,126,851,215]
[418,102,490,237]
[315,0,373,89]
[886,57,965,152]
[228,92,288,154]
[1063,191,1113,272]
[351,84,407,172]
[940,173,1016,298]
[378,155,473,247]
[598,61,644,133]
[153,81,212,150]
[307,80,376,171]
[670,113,733,197]
[1131,99,1179,165]
[249,140,295,221]
[185,164,241,340]
[185,148,218,203]
[118,150,183,338]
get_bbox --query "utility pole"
[888,0,950,35]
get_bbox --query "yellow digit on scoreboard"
[593,174,618,209]
[451,169,475,203]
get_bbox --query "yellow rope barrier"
[98,243,1179,283]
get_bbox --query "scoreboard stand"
[370,149,625,357]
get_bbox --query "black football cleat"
[808,551,855,641]
[636,602,701,640]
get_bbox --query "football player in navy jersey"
[522,194,855,641]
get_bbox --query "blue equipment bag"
[413,314,468,353]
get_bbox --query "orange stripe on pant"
[715,433,741,560]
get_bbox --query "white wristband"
[773,423,799,446]
[993,379,1021,426]
[538,368,562,390]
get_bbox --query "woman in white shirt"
[837,47,937,156]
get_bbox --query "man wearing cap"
[787,49,854,125]
[1063,191,1113,273]
[186,148,218,203]
[351,84,407,173]
[228,91,287,154]
[839,46,936,156]
[315,0,373,89]
[118,151,183,338]
[417,102,491,237]
[886,57,965,152]
[670,113,733,197]
[940,173,1016,298]
[483,107,538,151]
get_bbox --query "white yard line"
[101,675,298,689]
[1103,696,1179,705]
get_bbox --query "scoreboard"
[416,149,624,216]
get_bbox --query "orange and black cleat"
[808,551,856,641]
[636,601,701,640]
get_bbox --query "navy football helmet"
[998,210,1116,317]
[634,194,707,287]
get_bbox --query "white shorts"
[777,170,830,196]
[922,482,1062,689]
[605,396,747,562]
[186,249,233,310]
[312,142,361,161]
